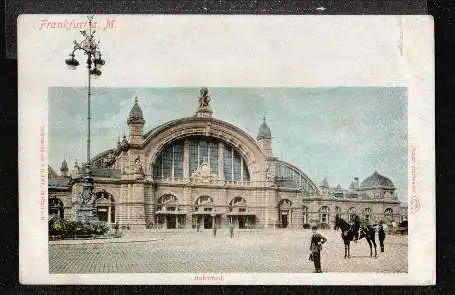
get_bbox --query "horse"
[334,214,377,259]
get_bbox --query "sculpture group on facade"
[134,156,144,178]
[198,87,211,109]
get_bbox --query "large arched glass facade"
[223,144,250,181]
[275,160,318,195]
[154,140,184,179]
[189,139,218,176]
[152,136,250,181]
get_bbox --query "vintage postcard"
[18,15,434,285]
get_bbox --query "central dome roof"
[360,171,395,189]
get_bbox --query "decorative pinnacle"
[134,96,138,104]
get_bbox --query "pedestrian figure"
[196,222,200,232]
[378,224,386,252]
[114,222,119,235]
[309,225,327,273]
[229,222,234,238]
[213,223,217,237]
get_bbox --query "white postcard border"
[18,15,435,285]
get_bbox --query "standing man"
[309,225,327,273]
[229,222,235,238]
[213,222,217,238]
[378,223,386,252]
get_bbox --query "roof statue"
[199,87,210,108]
[195,87,213,118]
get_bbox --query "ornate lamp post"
[65,15,105,221]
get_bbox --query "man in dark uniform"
[378,224,386,252]
[229,222,234,238]
[213,223,217,237]
[309,225,327,273]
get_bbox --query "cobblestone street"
[49,229,407,273]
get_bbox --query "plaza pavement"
[49,229,407,273]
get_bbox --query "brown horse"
[334,214,377,259]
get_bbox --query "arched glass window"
[223,145,249,181]
[154,140,184,179]
[189,139,219,176]
[229,196,247,213]
[229,196,247,207]
[195,196,214,212]
[319,206,330,224]
[157,194,178,211]
[153,137,250,181]
[274,161,318,195]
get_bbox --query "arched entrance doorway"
[193,196,219,229]
[49,198,64,219]
[95,191,116,224]
[227,196,255,229]
[278,199,292,228]
[155,194,186,229]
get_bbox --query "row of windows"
[153,138,250,181]
[314,213,389,223]
[308,206,391,214]
[157,195,249,206]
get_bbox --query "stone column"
[186,212,192,229]
[183,139,189,179]
[218,142,224,180]
[107,206,112,224]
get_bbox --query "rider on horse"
[350,215,361,242]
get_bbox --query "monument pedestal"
[76,170,97,222]
[195,107,213,118]
[76,204,97,223]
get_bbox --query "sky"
[48,87,408,202]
